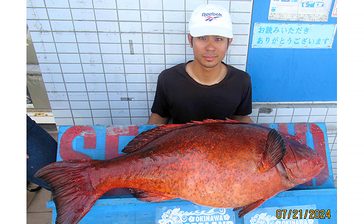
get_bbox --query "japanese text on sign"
[269,0,333,22]
[252,23,336,49]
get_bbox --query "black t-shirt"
[151,61,252,124]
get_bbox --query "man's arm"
[230,115,253,123]
[148,113,169,125]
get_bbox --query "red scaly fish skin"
[35,120,324,223]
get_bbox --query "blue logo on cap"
[202,12,222,21]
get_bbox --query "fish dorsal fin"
[123,119,244,154]
[123,123,194,153]
[258,129,286,172]
[189,119,242,124]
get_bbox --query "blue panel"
[246,1,337,102]
[118,136,135,154]
[244,188,337,224]
[48,188,336,224]
[287,123,295,135]
[56,126,70,161]
[138,124,157,134]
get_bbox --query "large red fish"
[35,120,324,224]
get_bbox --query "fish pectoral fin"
[233,199,265,218]
[258,129,286,172]
[130,189,175,202]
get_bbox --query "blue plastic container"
[47,189,337,224]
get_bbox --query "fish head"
[281,135,325,185]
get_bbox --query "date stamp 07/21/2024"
[276,209,331,219]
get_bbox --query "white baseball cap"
[188,4,233,38]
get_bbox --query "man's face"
[188,34,232,69]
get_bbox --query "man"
[148,4,252,124]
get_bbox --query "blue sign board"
[246,0,337,102]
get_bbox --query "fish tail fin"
[35,160,102,224]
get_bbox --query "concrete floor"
[27,187,52,224]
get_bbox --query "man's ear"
[188,34,193,47]
[227,38,233,48]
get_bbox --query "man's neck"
[186,61,227,85]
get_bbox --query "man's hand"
[148,113,169,125]
[230,115,253,123]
